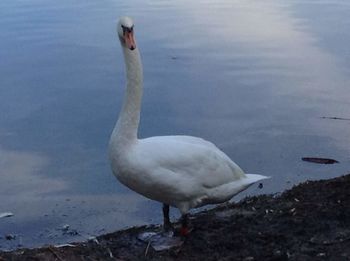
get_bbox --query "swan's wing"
[154,135,218,150]
[115,135,267,211]
[133,136,245,189]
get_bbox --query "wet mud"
[1,174,349,260]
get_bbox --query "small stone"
[274,250,282,256]
[88,236,100,244]
[0,212,14,218]
[5,234,16,240]
[62,224,70,231]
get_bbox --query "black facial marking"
[121,25,134,35]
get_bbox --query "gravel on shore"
[1,174,349,261]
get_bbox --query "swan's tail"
[245,173,270,184]
[204,174,270,205]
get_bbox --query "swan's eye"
[121,25,134,35]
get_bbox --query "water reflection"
[0,0,349,249]
[0,147,63,197]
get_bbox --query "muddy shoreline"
[1,174,349,260]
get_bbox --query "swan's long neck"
[112,45,143,146]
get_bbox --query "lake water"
[1,0,349,250]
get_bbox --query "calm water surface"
[1,0,349,249]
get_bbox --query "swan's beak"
[125,30,136,51]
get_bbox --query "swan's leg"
[162,204,173,231]
[180,214,190,236]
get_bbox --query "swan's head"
[117,16,136,51]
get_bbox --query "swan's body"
[109,17,269,232]
[110,134,266,214]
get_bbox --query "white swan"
[109,17,269,235]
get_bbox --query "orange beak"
[124,30,136,50]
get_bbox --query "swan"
[108,16,269,235]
